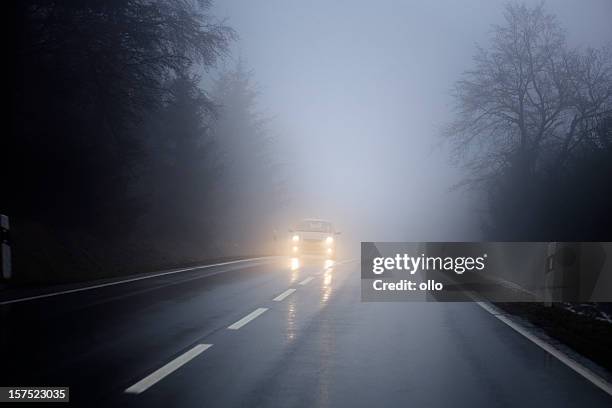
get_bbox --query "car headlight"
[325,236,334,245]
[292,235,300,242]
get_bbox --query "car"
[289,219,340,259]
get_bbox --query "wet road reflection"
[286,297,297,343]
[321,268,333,304]
[317,261,336,407]
[289,258,300,284]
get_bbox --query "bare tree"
[446,2,612,187]
[444,2,612,240]
[554,46,612,170]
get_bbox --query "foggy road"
[1,258,610,407]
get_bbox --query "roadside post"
[544,242,583,306]
[1,214,11,280]
[544,242,557,307]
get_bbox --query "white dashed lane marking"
[125,344,212,394]
[299,277,314,286]
[273,288,296,302]
[227,308,268,330]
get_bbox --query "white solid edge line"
[475,301,612,397]
[273,288,297,302]
[125,344,212,395]
[299,277,314,286]
[0,257,275,305]
[228,307,268,330]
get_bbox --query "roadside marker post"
[1,214,11,280]
[544,242,557,307]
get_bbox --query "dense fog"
[211,0,612,244]
[6,0,612,282]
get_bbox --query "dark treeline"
[446,3,612,241]
[7,1,287,282]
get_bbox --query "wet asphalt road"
[1,257,611,407]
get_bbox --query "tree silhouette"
[445,2,612,240]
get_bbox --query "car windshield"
[296,220,332,233]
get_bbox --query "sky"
[210,0,612,243]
